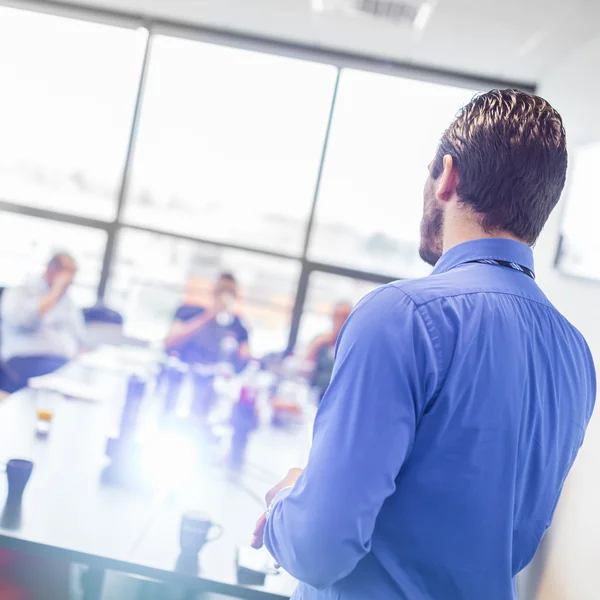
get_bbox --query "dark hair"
[47,252,75,270]
[218,272,237,284]
[431,88,567,244]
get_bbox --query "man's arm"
[3,274,72,332]
[164,311,214,351]
[38,282,68,317]
[2,287,62,331]
[2,288,37,331]
[262,286,441,589]
[236,320,251,362]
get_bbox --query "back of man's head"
[431,88,567,245]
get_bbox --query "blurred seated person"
[0,253,85,392]
[165,272,250,366]
[305,301,352,401]
[163,273,250,418]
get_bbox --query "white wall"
[531,34,600,600]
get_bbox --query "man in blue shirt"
[251,89,596,599]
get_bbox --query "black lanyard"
[465,259,535,280]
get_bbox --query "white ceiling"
[23,0,600,85]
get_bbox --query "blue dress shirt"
[264,239,596,600]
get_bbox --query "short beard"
[419,201,444,267]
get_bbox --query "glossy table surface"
[0,348,313,599]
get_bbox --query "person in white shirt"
[1,253,86,392]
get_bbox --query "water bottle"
[229,361,261,470]
[119,374,147,439]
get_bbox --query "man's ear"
[435,154,459,202]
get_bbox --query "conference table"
[0,346,314,599]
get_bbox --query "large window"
[558,142,600,279]
[0,213,106,306]
[309,69,477,277]
[107,229,300,355]
[0,5,497,354]
[123,35,337,255]
[0,6,146,220]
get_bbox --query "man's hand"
[266,468,303,505]
[52,270,73,296]
[251,468,303,551]
[251,513,267,550]
[40,270,74,316]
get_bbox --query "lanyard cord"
[464,259,535,280]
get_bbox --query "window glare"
[124,34,337,255]
[0,6,145,220]
[310,69,477,278]
[559,142,600,278]
[0,5,492,350]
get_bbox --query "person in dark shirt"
[305,302,352,401]
[164,272,250,419]
[165,272,250,365]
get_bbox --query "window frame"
[0,0,534,351]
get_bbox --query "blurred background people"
[0,253,85,392]
[165,272,250,367]
[163,272,250,420]
[305,301,352,401]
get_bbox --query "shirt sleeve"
[1,286,41,331]
[236,318,249,344]
[174,305,204,322]
[263,285,441,589]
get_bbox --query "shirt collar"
[431,238,534,277]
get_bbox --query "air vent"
[312,0,435,30]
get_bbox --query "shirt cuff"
[265,486,294,521]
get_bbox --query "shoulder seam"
[414,289,556,312]
[376,285,446,407]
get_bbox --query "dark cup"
[0,500,22,530]
[179,511,223,555]
[5,459,33,502]
[175,551,200,575]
